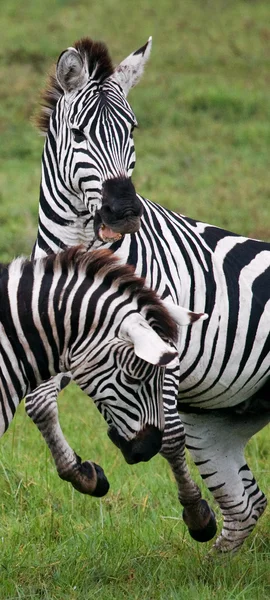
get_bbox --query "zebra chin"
[107,425,163,464]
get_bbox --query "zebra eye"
[71,128,86,143]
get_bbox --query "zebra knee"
[25,385,59,425]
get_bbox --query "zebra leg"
[159,367,217,542]
[181,409,269,552]
[25,375,109,497]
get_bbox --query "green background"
[0,1,269,598]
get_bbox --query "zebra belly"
[177,362,270,410]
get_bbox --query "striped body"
[32,191,270,551]
[105,197,270,551]
[111,198,270,409]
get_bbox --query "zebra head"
[37,37,151,247]
[69,286,179,465]
[72,302,207,465]
[104,305,208,465]
[82,330,178,465]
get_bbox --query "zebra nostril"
[103,203,138,218]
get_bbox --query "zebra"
[28,35,218,545]
[0,245,207,496]
[33,36,148,257]
[28,36,270,552]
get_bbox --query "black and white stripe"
[29,36,270,551]
[0,246,181,495]
[107,199,270,552]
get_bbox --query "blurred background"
[1,0,270,262]
[0,2,270,598]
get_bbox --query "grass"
[0,0,270,597]
[1,395,269,600]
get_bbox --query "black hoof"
[187,508,217,543]
[63,456,110,497]
[91,463,110,497]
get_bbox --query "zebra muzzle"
[107,425,163,464]
[94,177,143,242]
[94,210,142,243]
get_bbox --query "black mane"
[12,246,177,344]
[0,247,177,344]
[44,247,178,344]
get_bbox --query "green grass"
[1,394,270,600]
[0,0,270,597]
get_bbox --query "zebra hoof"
[91,463,110,497]
[67,460,110,496]
[186,507,217,543]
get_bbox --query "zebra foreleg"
[160,368,217,542]
[181,409,269,553]
[25,375,109,497]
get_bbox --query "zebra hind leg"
[25,375,109,497]
[160,367,217,543]
[181,409,269,553]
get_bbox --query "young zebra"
[29,36,270,552]
[0,246,207,497]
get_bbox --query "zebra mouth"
[94,210,142,243]
[98,224,123,243]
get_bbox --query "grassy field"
[0,0,270,598]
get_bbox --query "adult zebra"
[28,36,270,552]
[0,246,205,496]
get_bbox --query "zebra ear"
[111,37,152,97]
[56,47,89,93]
[162,300,208,326]
[119,314,178,366]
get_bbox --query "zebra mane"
[16,246,174,344]
[49,247,178,343]
[35,37,114,134]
